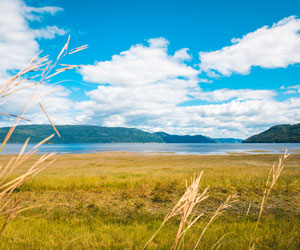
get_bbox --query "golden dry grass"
[0,152,298,249]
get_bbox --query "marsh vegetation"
[0,152,298,249]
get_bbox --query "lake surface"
[1,143,300,155]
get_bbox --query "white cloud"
[24,6,63,21]
[285,90,297,94]
[0,0,66,79]
[147,37,169,48]
[77,38,200,126]
[198,79,213,83]
[281,84,300,94]
[26,6,63,15]
[145,98,300,138]
[33,25,67,39]
[173,48,192,61]
[191,89,277,102]
[77,38,300,138]
[287,85,300,93]
[199,16,300,76]
[76,95,300,138]
[0,0,74,127]
[80,38,198,86]
[0,0,38,79]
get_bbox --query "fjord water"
[1,143,300,155]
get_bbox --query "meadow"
[0,152,299,249]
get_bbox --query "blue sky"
[0,0,300,138]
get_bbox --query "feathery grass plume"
[0,36,87,152]
[193,193,238,250]
[143,172,209,250]
[69,45,88,54]
[248,150,290,249]
[0,35,87,236]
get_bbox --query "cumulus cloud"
[0,0,38,79]
[76,95,300,138]
[80,38,198,86]
[170,98,300,138]
[78,38,199,125]
[0,0,74,127]
[142,98,300,138]
[173,48,192,61]
[77,38,300,138]
[0,0,66,79]
[199,16,300,76]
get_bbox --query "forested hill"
[0,125,164,143]
[154,132,216,143]
[243,123,300,143]
[0,125,242,143]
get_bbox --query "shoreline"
[1,142,299,156]
[1,150,299,157]
[0,150,300,158]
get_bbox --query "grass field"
[0,152,299,249]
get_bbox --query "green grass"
[0,152,299,249]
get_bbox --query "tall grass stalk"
[193,193,238,250]
[0,35,87,236]
[143,171,209,250]
[144,171,238,250]
[249,150,290,249]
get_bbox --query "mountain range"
[0,125,242,144]
[1,123,298,144]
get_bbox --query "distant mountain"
[0,125,242,144]
[214,138,243,143]
[0,125,164,143]
[243,123,300,143]
[154,132,217,143]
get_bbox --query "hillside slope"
[0,125,242,143]
[0,125,164,143]
[154,132,217,143]
[243,123,300,143]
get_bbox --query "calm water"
[1,143,300,155]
